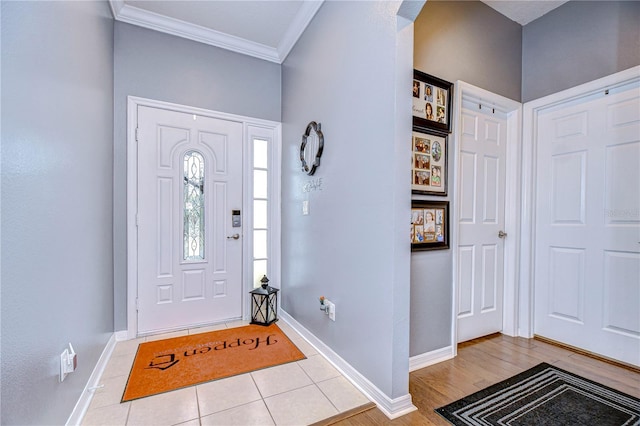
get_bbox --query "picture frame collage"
[411,200,449,251]
[412,130,447,196]
[412,69,452,134]
[411,69,453,251]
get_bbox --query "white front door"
[136,105,243,334]
[456,101,508,342]
[533,82,640,366]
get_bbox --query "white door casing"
[126,96,282,339]
[453,82,522,348]
[137,105,243,334]
[531,75,640,366]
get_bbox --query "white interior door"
[533,82,640,366]
[456,101,508,343]
[137,105,243,334]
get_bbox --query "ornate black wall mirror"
[300,121,324,175]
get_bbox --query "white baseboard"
[65,333,118,426]
[280,310,417,420]
[409,346,454,372]
[115,330,129,341]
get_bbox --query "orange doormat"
[121,323,306,402]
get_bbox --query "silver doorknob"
[498,230,507,239]
[227,234,240,240]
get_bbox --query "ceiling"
[482,0,569,25]
[110,0,569,63]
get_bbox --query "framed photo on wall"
[411,200,449,251]
[412,69,453,134]
[412,129,447,196]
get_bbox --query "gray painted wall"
[1,1,114,424]
[113,22,282,330]
[281,1,412,399]
[410,1,521,356]
[414,1,522,102]
[522,1,640,102]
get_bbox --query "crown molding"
[108,0,124,19]
[277,0,324,62]
[110,1,280,63]
[109,0,324,64]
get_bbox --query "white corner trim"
[409,346,454,372]
[128,96,282,129]
[126,96,139,341]
[277,1,324,62]
[110,2,280,63]
[455,81,521,113]
[115,330,130,342]
[66,334,118,426]
[524,65,640,110]
[279,311,417,420]
[109,0,323,64]
[108,0,124,19]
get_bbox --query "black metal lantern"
[250,275,279,326]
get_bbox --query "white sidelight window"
[253,138,269,287]
[247,125,281,291]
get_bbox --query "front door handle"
[498,230,507,239]
[227,234,240,240]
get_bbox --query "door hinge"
[135,127,139,142]
[136,298,139,312]
[136,214,139,227]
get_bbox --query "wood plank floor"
[332,334,640,425]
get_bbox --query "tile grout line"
[249,373,277,426]
[194,385,202,426]
[314,382,341,414]
[295,356,343,413]
[124,401,132,426]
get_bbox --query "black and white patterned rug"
[436,362,640,426]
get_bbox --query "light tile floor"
[81,320,371,426]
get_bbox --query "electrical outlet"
[59,343,77,382]
[322,298,330,314]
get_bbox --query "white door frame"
[452,81,522,353]
[126,96,282,339]
[519,66,640,339]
